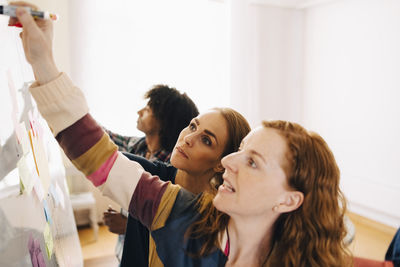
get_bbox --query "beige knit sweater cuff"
[29,73,89,136]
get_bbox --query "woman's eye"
[189,123,196,131]
[248,158,257,169]
[202,136,212,146]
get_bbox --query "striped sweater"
[29,73,228,267]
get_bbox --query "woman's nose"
[221,152,239,173]
[183,132,195,147]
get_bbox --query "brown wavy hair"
[209,107,251,189]
[188,120,352,266]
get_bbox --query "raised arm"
[12,4,144,210]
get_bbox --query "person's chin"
[170,152,181,166]
[212,194,228,213]
[172,155,191,170]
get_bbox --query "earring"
[272,205,278,212]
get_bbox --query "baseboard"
[348,211,397,237]
[341,175,400,229]
[348,201,400,230]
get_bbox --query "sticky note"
[28,234,38,267]
[16,121,31,155]
[49,182,65,209]
[17,151,37,194]
[34,177,45,202]
[37,249,46,267]
[28,234,46,267]
[29,109,44,139]
[49,185,58,207]
[43,222,53,260]
[55,182,65,209]
[30,129,51,194]
[20,179,25,194]
[43,199,52,225]
[12,133,23,160]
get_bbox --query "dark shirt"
[121,152,177,267]
[105,129,171,162]
[129,174,228,267]
[386,228,400,267]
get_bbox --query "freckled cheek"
[238,177,265,198]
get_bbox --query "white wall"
[230,1,304,128]
[232,0,400,227]
[303,0,400,227]
[68,0,230,137]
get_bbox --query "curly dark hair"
[145,85,199,152]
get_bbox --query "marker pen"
[0,5,59,21]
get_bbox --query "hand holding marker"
[0,5,58,27]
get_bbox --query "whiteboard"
[0,6,83,267]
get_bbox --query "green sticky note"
[17,151,37,194]
[43,222,53,260]
[19,179,25,194]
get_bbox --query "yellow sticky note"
[43,222,53,260]
[30,130,51,194]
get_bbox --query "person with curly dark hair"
[145,85,200,152]
[105,84,199,162]
[103,84,199,261]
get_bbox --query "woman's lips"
[176,146,189,159]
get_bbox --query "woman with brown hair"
[12,5,351,266]
[120,107,250,266]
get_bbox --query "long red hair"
[188,120,352,266]
[263,120,352,266]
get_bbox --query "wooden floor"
[78,225,118,267]
[78,212,397,267]
[347,213,397,261]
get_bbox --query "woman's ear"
[213,163,224,173]
[277,191,304,213]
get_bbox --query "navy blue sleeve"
[121,217,149,267]
[122,152,177,183]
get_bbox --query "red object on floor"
[353,257,394,267]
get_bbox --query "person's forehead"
[196,111,228,140]
[196,110,222,122]
[244,127,287,159]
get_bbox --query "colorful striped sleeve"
[129,172,180,230]
[29,73,144,210]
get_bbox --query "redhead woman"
[11,4,351,266]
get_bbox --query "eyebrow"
[249,149,266,163]
[195,118,219,145]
